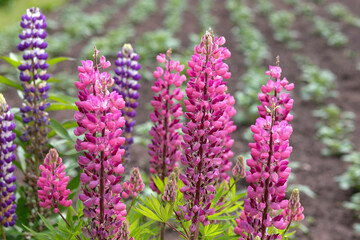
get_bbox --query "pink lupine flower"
[234,60,303,239]
[74,49,127,239]
[122,168,145,199]
[148,49,186,193]
[37,149,72,214]
[180,31,236,235]
[162,172,178,203]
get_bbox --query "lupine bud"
[162,172,178,203]
[37,149,72,213]
[18,7,51,222]
[116,219,134,240]
[180,31,236,234]
[148,49,185,193]
[122,168,145,199]
[232,155,246,179]
[0,94,17,227]
[113,44,141,160]
[234,60,302,239]
[75,49,127,238]
[282,189,304,222]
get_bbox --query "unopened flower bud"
[232,155,245,179]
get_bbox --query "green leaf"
[47,78,62,83]
[207,215,238,220]
[0,75,22,90]
[66,207,73,226]
[47,103,77,111]
[0,56,21,68]
[49,118,75,142]
[67,172,80,192]
[49,94,77,104]
[135,204,163,222]
[38,213,57,232]
[48,57,73,66]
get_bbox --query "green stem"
[58,212,81,240]
[127,196,137,215]
[1,225,6,240]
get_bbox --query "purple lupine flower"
[75,49,127,239]
[234,61,303,239]
[17,7,51,221]
[148,49,185,193]
[113,44,141,160]
[37,149,72,214]
[0,94,17,227]
[180,31,236,235]
[18,7,50,139]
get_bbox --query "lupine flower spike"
[163,172,178,203]
[148,48,186,193]
[180,30,236,236]
[232,155,246,180]
[117,219,134,240]
[0,94,17,228]
[113,44,141,161]
[75,48,128,239]
[122,167,145,199]
[234,58,303,240]
[37,149,72,214]
[17,7,50,221]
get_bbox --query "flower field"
[0,0,360,239]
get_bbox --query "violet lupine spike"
[148,49,186,193]
[17,7,51,222]
[37,149,72,214]
[117,219,134,240]
[234,61,303,240]
[0,94,17,228]
[74,49,127,239]
[179,31,235,234]
[113,44,141,160]
[122,167,145,199]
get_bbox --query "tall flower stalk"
[113,44,141,161]
[148,49,185,193]
[180,31,235,239]
[17,7,50,221]
[0,94,17,230]
[234,59,304,239]
[37,149,72,214]
[74,48,127,239]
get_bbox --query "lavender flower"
[113,44,141,160]
[17,7,50,221]
[0,94,17,227]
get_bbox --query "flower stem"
[58,211,81,240]
[1,225,6,240]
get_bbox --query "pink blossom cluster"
[122,168,145,199]
[179,31,236,233]
[148,49,185,193]
[37,148,72,213]
[74,51,127,239]
[234,64,303,239]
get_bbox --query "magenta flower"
[37,149,72,214]
[234,61,303,239]
[148,49,185,193]
[122,167,145,199]
[74,49,127,239]
[179,31,236,235]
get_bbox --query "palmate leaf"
[0,75,22,90]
